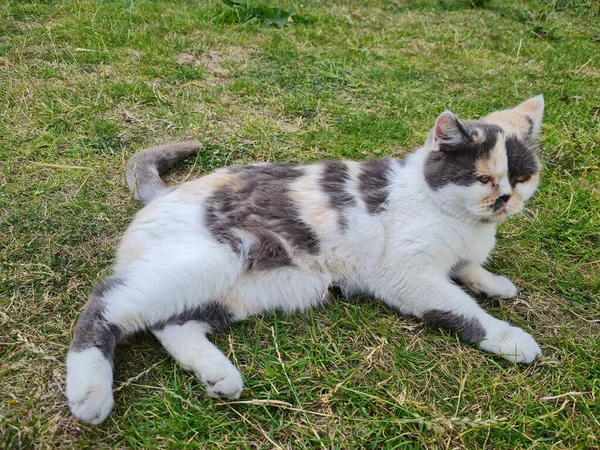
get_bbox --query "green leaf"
[263,8,292,28]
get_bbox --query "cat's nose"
[492,194,511,212]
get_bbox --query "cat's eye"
[515,174,531,183]
[477,175,490,184]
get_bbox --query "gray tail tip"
[164,140,203,157]
[179,140,202,150]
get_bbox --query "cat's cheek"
[514,172,540,201]
[457,184,488,212]
[515,180,538,203]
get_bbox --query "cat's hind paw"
[66,348,114,424]
[479,325,541,363]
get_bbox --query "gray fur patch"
[205,163,320,265]
[247,229,293,271]
[358,158,393,214]
[424,122,501,190]
[320,161,357,229]
[450,259,470,277]
[423,309,486,343]
[151,302,232,333]
[70,277,124,362]
[523,115,534,135]
[505,136,541,185]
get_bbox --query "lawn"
[1,0,599,448]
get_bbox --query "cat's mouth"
[476,196,515,223]
[474,206,509,223]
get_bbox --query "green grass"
[1,0,599,448]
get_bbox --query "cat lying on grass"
[66,96,544,424]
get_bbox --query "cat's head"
[423,96,544,223]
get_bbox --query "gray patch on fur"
[424,122,501,190]
[126,141,201,204]
[151,302,232,333]
[320,161,357,229]
[523,115,534,135]
[358,158,393,214]
[423,309,486,343]
[70,277,124,362]
[247,229,293,271]
[450,259,470,277]
[505,136,540,185]
[205,163,320,265]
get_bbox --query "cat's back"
[166,158,402,239]
[119,158,403,272]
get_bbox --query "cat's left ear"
[428,111,469,152]
[513,95,544,135]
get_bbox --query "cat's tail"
[126,140,202,204]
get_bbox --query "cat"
[66,96,544,424]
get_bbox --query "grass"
[1,0,599,448]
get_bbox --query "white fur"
[104,194,245,333]
[66,348,114,424]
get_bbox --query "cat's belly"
[219,267,332,319]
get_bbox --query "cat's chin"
[491,212,509,223]
[474,210,509,224]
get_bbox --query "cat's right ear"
[513,95,544,136]
[429,111,468,152]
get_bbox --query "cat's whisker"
[456,214,478,235]
[519,207,537,222]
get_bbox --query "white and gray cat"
[66,96,544,424]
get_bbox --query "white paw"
[470,275,517,298]
[480,325,541,363]
[487,275,518,298]
[195,358,243,400]
[66,348,114,424]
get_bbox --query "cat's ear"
[429,111,469,152]
[513,95,544,135]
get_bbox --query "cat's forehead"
[471,123,540,178]
[475,138,508,178]
[475,135,541,189]
[460,121,502,151]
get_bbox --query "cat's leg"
[152,321,243,399]
[374,273,541,363]
[66,277,129,424]
[455,262,517,298]
[150,267,332,399]
[67,234,244,423]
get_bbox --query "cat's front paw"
[471,275,517,299]
[196,358,244,400]
[488,275,518,298]
[66,348,114,424]
[479,325,541,363]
